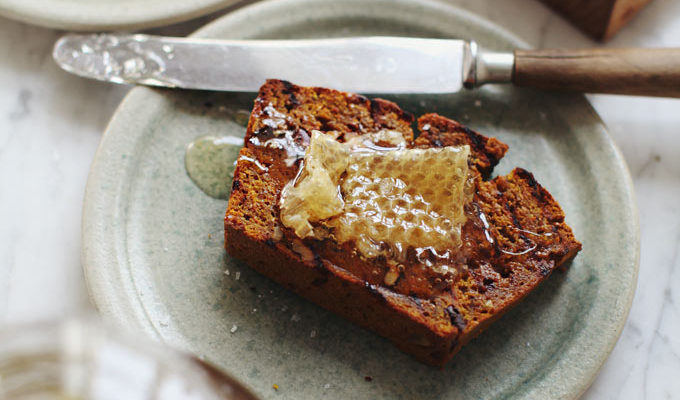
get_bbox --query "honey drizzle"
[249,130,307,167]
[237,155,268,172]
[498,227,552,256]
[476,207,548,256]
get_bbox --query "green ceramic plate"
[82,0,639,398]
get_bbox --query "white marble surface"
[0,0,678,398]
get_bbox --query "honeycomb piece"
[279,131,471,259]
[330,145,471,258]
[279,131,349,238]
[345,129,408,150]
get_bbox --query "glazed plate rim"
[82,0,640,398]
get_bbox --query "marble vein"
[642,229,679,399]
[9,89,33,121]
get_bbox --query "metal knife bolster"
[462,41,515,89]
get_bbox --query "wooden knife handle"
[513,48,680,97]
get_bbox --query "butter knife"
[53,33,680,97]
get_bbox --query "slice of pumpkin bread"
[224,79,581,367]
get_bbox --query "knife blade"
[53,34,680,97]
[52,34,499,93]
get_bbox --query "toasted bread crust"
[224,80,581,366]
[415,113,508,177]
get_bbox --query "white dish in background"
[0,0,244,31]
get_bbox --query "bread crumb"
[230,325,238,333]
[384,270,399,286]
